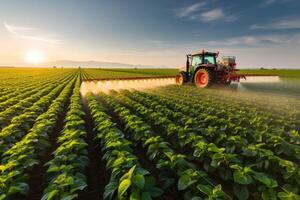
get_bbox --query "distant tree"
[53,66,56,68]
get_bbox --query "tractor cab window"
[192,55,202,67]
[203,55,216,65]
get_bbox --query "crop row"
[0,74,74,131]
[0,76,73,156]
[151,88,300,157]
[0,74,76,199]
[97,92,229,200]
[41,75,88,199]
[127,90,300,162]
[0,70,76,111]
[0,69,75,98]
[109,90,299,199]
[87,94,164,200]
[160,86,300,130]
[132,89,299,170]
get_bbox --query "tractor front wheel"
[175,72,186,85]
[194,68,214,88]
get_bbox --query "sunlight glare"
[25,50,45,64]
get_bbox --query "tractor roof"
[192,51,217,56]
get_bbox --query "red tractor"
[175,50,245,87]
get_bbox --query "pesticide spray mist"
[236,75,281,91]
[80,77,175,96]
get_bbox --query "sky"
[0,0,300,68]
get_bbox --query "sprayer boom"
[240,74,280,83]
[81,76,176,96]
[84,75,175,82]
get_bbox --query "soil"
[77,99,108,200]
[24,101,70,200]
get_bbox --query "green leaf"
[253,172,277,188]
[262,189,277,200]
[7,182,29,195]
[141,192,152,200]
[103,179,118,200]
[197,184,213,196]
[233,170,253,185]
[148,186,164,198]
[112,157,124,168]
[178,174,190,190]
[118,179,131,198]
[8,186,23,195]
[0,194,7,200]
[41,190,59,200]
[121,165,136,181]
[133,174,145,189]
[47,166,61,172]
[278,191,300,200]
[71,178,87,192]
[61,194,78,200]
[233,184,249,200]
[191,197,202,200]
[130,187,140,200]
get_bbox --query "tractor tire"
[194,68,214,88]
[175,71,187,86]
[224,80,231,86]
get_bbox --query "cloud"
[175,2,206,18]
[205,33,300,46]
[251,18,300,30]
[260,0,277,6]
[259,0,293,7]
[190,8,236,22]
[175,2,235,23]
[4,22,60,44]
[195,8,224,22]
[144,40,168,46]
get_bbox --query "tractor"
[175,50,245,87]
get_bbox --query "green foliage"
[0,73,76,198]
[87,94,163,200]
[42,75,88,199]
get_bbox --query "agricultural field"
[0,68,300,200]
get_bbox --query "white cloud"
[260,0,277,6]
[175,2,235,23]
[175,2,206,18]
[205,33,300,46]
[4,22,60,44]
[190,8,236,22]
[198,8,224,22]
[251,18,300,30]
[259,0,293,7]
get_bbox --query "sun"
[25,50,45,64]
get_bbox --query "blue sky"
[0,0,300,68]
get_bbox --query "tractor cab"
[188,52,218,75]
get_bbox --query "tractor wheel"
[175,72,186,85]
[194,68,214,88]
[224,80,231,86]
